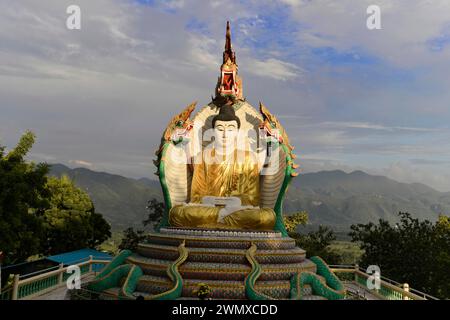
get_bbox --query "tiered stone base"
[120,227,319,299]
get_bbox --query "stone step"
[158,228,282,239]
[125,255,171,277]
[135,275,312,299]
[136,243,305,264]
[126,254,316,281]
[146,232,296,250]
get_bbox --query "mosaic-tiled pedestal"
[122,227,318,299]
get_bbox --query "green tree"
[350,212,450,299]
[434,215,450,298]
[283,211,308,233]
[0,131,112,264]
[119,198,165,250]
[118,227,145,251]
[143,199,165,230]
[283,211,342,264]
[42,175,111,255]
[0,131,50,264]
[292,226,341,264]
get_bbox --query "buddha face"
[214,120,238,151]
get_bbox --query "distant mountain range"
[49,164,450,231]
[49,164,162,230]
[286,170,450,229]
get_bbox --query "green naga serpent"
[87,242,189,300]
[245,243,346,300]
[154,101,197,231]
[259,102,299,237]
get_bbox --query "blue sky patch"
[185,18,210,35]
[311,46,379,66]
[233,4,301,60]
[427,23,450,52]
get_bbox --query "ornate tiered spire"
[215,21,243,101]
[223,21,236,65]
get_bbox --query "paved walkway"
[27,276,382,300]
[27,274,95,300]
[344,282,381,300]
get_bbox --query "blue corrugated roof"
[46,248,112,265]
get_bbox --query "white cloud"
[1,0,450,192]
[187,34,219,71]
[377,162,450,192]
[279,0,302,8]
[305,130,349,148]
[317,121,443,133]
[246,58,302,81]
[285,0,450,67]
[164,0,185,10]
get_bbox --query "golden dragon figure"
[154,101,197,175]
[259,101,299,176]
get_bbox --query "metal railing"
[1,256,112,300]
[329,264,439,300]
[2,259,439,301]
[0,287,12,300]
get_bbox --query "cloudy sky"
[1,0,450,191]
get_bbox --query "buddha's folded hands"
[169,203,275,230]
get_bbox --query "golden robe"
[169,148,275,230]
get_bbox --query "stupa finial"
[214,21,242,102]
[223,20,236,64]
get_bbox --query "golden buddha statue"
[169,104,276,230]
[153,21,298,234]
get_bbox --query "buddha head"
[212,104,240,152]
